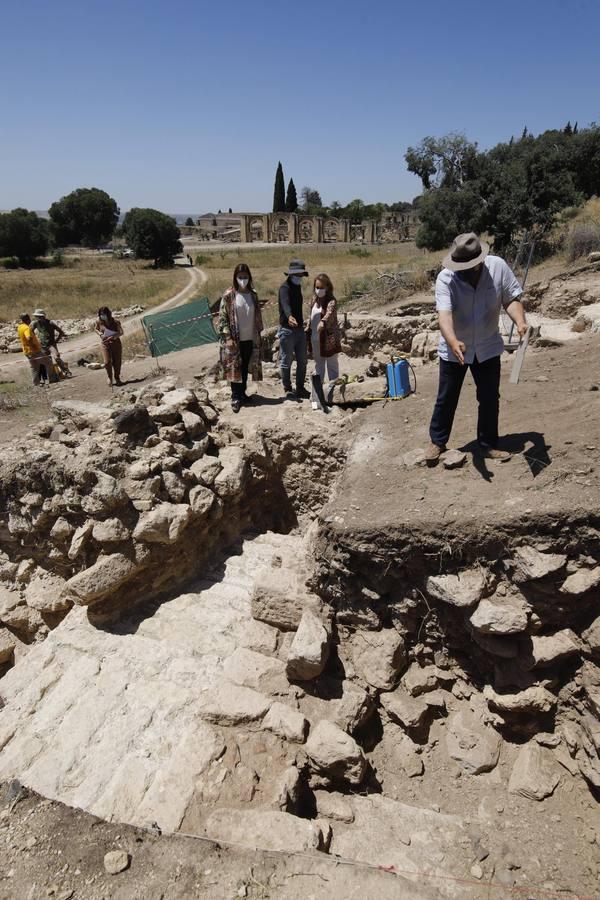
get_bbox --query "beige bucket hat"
[443,232,489,271]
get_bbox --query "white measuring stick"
[509,325,532,384]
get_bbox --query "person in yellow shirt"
[17,314,53,386]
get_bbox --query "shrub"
[51,250,64,267]
[348,246,371,258]
[0,256,19,269]
[195,254,208,266]
[566,223,600,261]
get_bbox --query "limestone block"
[68,521,94,560]
[223,647,287,693]
[198,403,219,426]
[251,571,314,631]
[483,685,557,715]
[469,592,530,635]
[104,850,130,875]
[446,709,501,774]
[49,517,74,544]
[122,475,161,503]
[512,546,566,581]
[188,485,216,517]
[286,610,329,681]
[81,472,128,515]
[190,456,223,486]
[181,410,206,439]
[132,502,191,544]
[560,566,600,595]
[442,449,466,469]
[402,663,454,697]
[239,618,279,655]
[25,571,71,614]
[92,518,130,544]
[305,720,367,784]
[331,682,375,734]
[127,460,152,481]
[213,446,249,497]
[314,790,354,823]
[583,615,600,657]
[508,742,560,800]
[147,403,182,425]
[202,809,323,854]
[426,567,487,608]
[51,399,113,429]
[63,553,139,606]
[160,388,198,411]
[381,688,429,730]
[262,701,308,743]
[162,471,187,503]
[0,628,16,664]
[528,629,581,668]
[0,587,40,634]
[197,683,271,726]
[472,631,519,658]
[348,628,406,690]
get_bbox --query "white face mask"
[315,288,327,298]
[291,276,303,286]
[237,277,249,289]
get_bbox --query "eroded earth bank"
[0,348,599,898]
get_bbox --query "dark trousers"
[429,355,501,448]
[231,340,253,400]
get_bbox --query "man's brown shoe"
[425,442,445,465]
[480,445,511,461]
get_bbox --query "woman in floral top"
[218,263,264,413]
[308,273,342,385]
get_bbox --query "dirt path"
[0,266,207,380]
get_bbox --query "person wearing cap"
[426,233,528,464]
[31,309,66,358]
[16,314,54,387]
[278,260,310,399]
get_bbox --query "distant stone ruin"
[185,211,418,244]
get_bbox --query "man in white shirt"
[426,232,528,464]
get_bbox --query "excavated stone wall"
[0,377,345,660]
[312,515,600,797]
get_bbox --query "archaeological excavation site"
[1,262,600,898]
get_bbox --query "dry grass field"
[196,242,439,327]
[0,256,189,323]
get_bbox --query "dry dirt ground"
[1,294,600,897]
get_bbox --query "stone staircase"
[0,531,304,832]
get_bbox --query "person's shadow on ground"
[459,431,551,482]
[248,395,287,407]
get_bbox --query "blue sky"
[2,0,599,214]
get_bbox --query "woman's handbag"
[320,324,342,358]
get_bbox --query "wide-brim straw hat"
[33,308,46,317]
[443,233,489,271]
[285,260,308,276]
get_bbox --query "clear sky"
[2,0,599,214]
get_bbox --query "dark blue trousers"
[429,355,501,448]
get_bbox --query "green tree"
[405,134,478,190]
[415,185,484,250]
[285,178,298,212]
[122,208,183,267]
[300,186,323,212]
[185,216,194,226]
[0,208,50,264]
[49,187,119,247]
[273,162,285,212]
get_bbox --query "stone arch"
[324,218,340,242]
[249,218,263,242]
[298,218,314,243]
[272,216,289,242]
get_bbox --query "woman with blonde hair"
[218,262,264,413]
[308,273,342,386]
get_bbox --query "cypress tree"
[285,178,298,212]
[273,162,285,212]
[573,121,579,134]
[564,121,573,136]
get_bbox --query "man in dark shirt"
[31,309,66,354]
[278,260,310,399]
